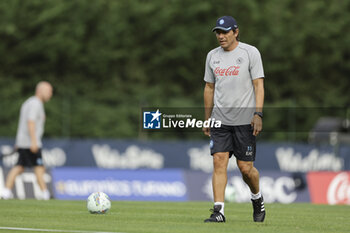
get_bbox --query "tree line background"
[0,0,349,141]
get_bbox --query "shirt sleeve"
[249,47,265,80]
[27,100,40,121]
[204,52,215,83]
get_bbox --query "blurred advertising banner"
[49,168,310,203]
[184,171,310,203]
[52,168,187,201]
[0,167,53,200]
[3,166,348,204]
[307,172,350,205]
[1,139,349,172]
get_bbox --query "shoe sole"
[254,212,265,222]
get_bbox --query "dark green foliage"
[0,0,349,139]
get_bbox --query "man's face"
[215,29,238,51]
[43,85,53,102]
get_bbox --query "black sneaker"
[251,196,266,222]
[204,205,226,222]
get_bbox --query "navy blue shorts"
[210,124,256,161]
[16,149,44,167]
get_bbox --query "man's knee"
[34,166,45,173]
[237,161,254,176]
[11,166,24,174]
[213,152,229,170]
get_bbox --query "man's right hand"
[30,143,39,154]
[202,127,210,137]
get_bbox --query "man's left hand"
[251,115,262,136]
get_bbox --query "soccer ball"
[87,192,111,214]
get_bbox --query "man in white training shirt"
[203,16,266,222]
[1,81,53,200]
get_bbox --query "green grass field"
[0,200,349,233]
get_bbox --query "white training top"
[15,96,45,148]
[204,42,265,125]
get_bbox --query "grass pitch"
[0,200,349,233]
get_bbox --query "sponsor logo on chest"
[214,66,240,77]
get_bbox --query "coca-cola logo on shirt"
[214,66,240,77]
[327,172,350,205]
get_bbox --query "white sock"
[1,188,13,199]
[251,191,262,200]
[41,189,50,200]
[214,202,225,215]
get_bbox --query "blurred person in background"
[1,81,53,200]
[203,16,265,222]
